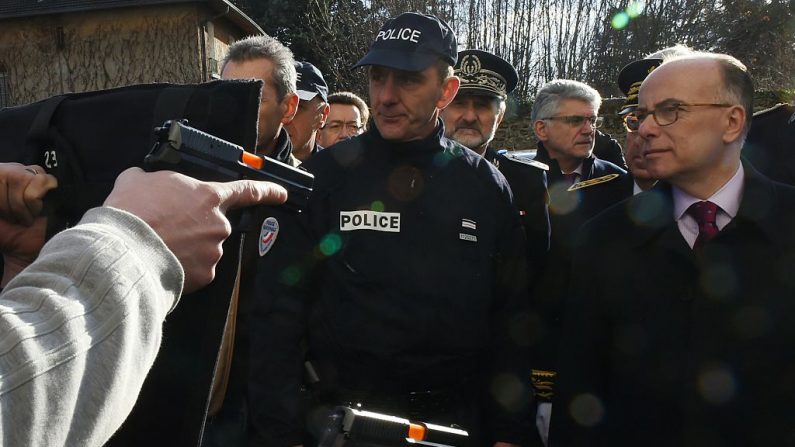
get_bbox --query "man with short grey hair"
[529,79,629,443]
[221,35,300,166]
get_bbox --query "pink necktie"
[687,201,719,249]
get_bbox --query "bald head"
[643,53,753,134]
[636,53,751,197]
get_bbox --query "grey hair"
[646,44,694,60]
[221,34,297,101]
[531,79,602,122]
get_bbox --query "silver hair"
[646,44,694,60]
[531,79,602,122]
[221,35,297,101]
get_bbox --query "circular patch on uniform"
[259,217,279,257]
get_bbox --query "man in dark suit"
[551,52,795,446]
[528,79,630,443]
[441,48,550,278]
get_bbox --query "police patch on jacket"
[459,218,478,242]
[259,217,279,256]
[340,210,401,232]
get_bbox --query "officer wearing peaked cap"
[250,12,539,447]
[617,57,663,194]
[442,49,550,282]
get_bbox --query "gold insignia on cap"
[460,54,481,75]
[568,173,620,191]
[456,54,508,97]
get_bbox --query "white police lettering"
[375,28,422,43]
[340,211,400,232]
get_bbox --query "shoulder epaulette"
[752,103,793,119]
[502,153,549,171]
[568,173,620,191]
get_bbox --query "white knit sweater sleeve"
[0,206,184,446]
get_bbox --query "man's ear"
[436,76,461,110]
[495,102,507,127]
[317,103,331,129]
[281,93,299,125]
[533,119,548,142]
[722,104,747,145]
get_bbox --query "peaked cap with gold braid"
[455,49,518,99]
[617,58,663,115]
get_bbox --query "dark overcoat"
[551,161,795,446]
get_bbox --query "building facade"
[0,0,262,107]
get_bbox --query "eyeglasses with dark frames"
[322,121,364,134]
[623,102,733,133]
[541,115,604,129]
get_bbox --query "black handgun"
[144,120,313,211]
[317,406,469,447]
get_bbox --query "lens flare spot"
[699,262,738,300]
[732,305,773,340]
[569,393,605,427]
[612,11,630,29]
[548,181,580,215]
[627,190,667,227]
[280,266,302,285]
[627,1,645,17]
[697,365,737,404]
[319,233,342,256]
[370,200,385,212]
[491,373,526,411]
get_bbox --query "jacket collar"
[535,141,596,180]
[270,128,294,164]
[368,119,454,155]
[628,159,779,250]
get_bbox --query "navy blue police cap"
[617,58,662,115]
[295,61,329,102]
[455,49,518,99]
[354,12,457,71]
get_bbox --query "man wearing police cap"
[442,49,550,281]
[250,12,538,447]
[287,61,330,162]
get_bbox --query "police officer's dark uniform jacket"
[529,143,630,401]
[743,103,795,186]
[484,147,550,278]
[248,121,536,446]
[202,126,298,446]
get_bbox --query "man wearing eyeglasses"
[317,91,369,148]
[552,52,795,445]
[527,79,630,444]
[617,46,694,195]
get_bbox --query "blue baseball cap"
[354,12,458,71]
[295,61,329,102]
